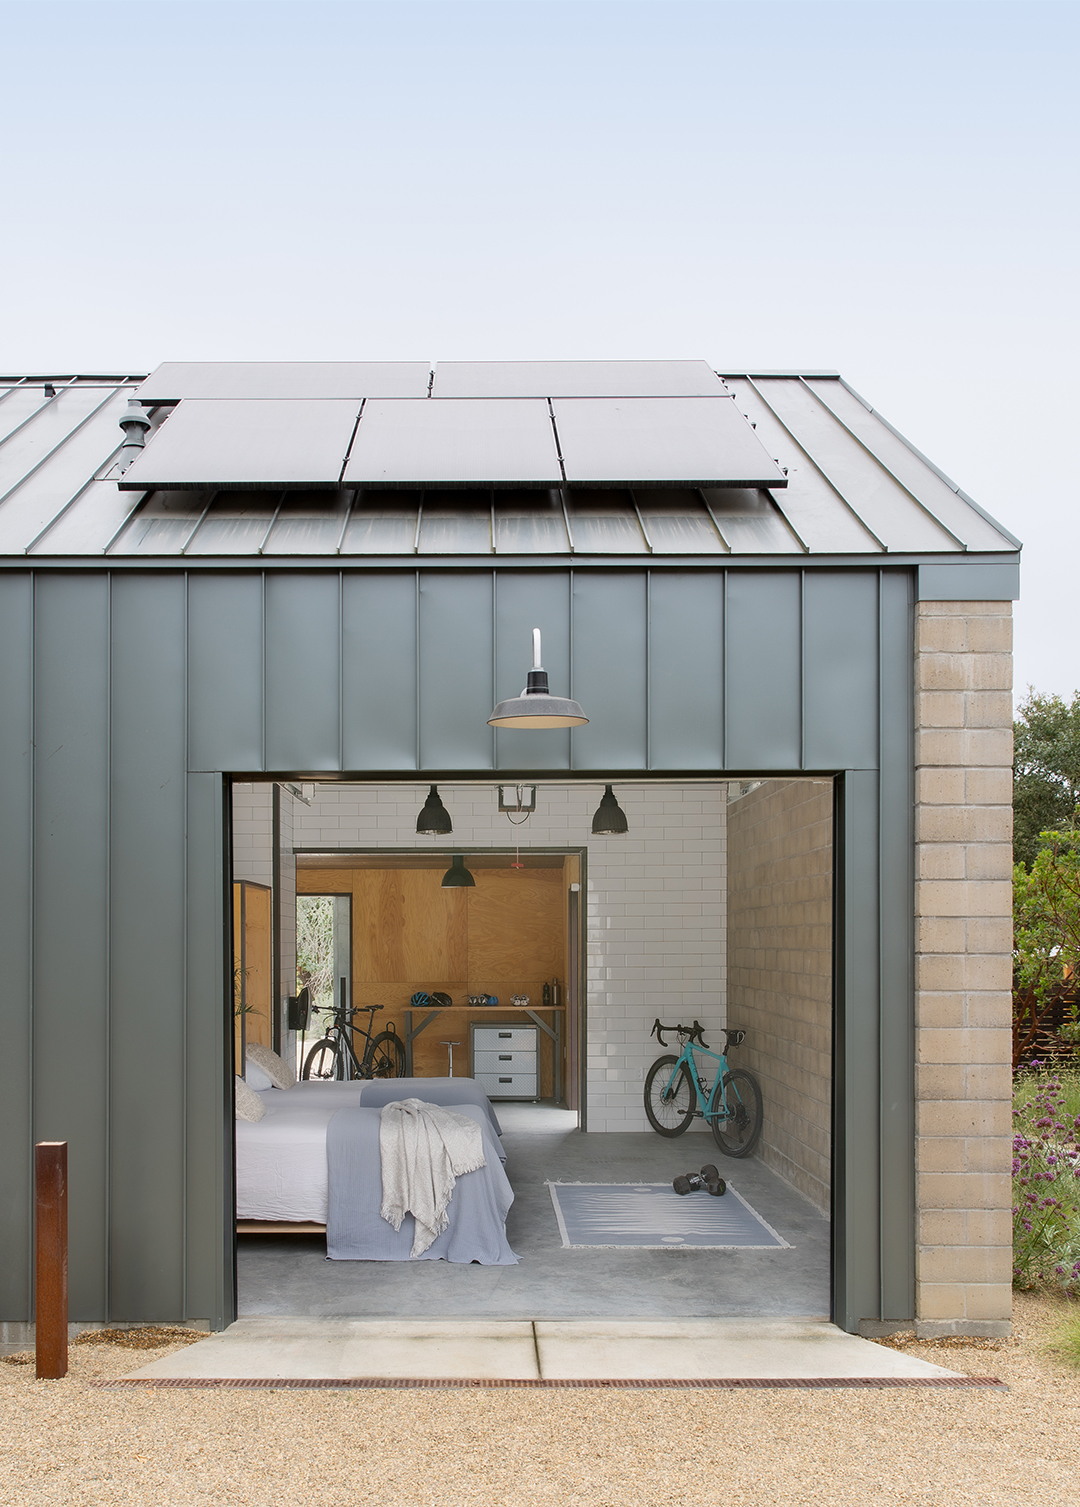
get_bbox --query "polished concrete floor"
[237,1105,831,1320]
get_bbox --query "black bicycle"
[301,994,405,1081]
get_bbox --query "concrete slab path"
[125,1317,960,1382]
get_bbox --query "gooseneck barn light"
[488,629,588,729]
[441,854,476,889]
[416,784,452,835]
[591,785,629,834]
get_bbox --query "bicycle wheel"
[302,1038,344,1081]
[710,1069,763,1157]
[644,1055,696,1136]
[365,1030,406,1079]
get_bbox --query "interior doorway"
[229,776,834,1321]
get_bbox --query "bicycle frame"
[663,1040,741,1125]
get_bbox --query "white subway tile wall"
[285,780,728,1133]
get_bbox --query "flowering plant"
[1013,1066,1080,1291]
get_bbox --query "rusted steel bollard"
[35,1142,68,1380]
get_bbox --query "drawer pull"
[498,1032,512,1039]
[499,1054,512,1060]
[499,1077,512,1083]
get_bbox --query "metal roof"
[0,366,1020,560]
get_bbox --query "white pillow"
[244,1059,273,1091]
[246,1041,296,1090]
[235,1076,266,1123]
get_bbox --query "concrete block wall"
[726,780,833,1213]
[288,781,727,1132]
[914,600,1014,1335]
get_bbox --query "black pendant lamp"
[441,854,476,888]
[488,630,588,729]
[416,784,452,835]
[591,784,628,834]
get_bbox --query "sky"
[2,0,1077,701]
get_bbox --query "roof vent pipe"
[118,400,152,473]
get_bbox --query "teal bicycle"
[644,1019,763,1157]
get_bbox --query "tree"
[1013,820,1080,1066]
[1013,690,1080,869]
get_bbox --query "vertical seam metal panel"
[182,572,189,1318]
[260,572,266,771]
[877,568,916,1318]
[272,784,281,1054]
[722,569,728,768]
[799,570,805,770]
[104,572,113,1318]
[337,571,344,770]
[645,570,652,769]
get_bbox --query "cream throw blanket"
[379,1098,487,1257]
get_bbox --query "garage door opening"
[230,777,833,1320]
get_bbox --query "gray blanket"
[358,1077,502,1136]
[325,1102,518,1265]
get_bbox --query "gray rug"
[547,1182,791,1250]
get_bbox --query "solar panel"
[118,400,361,490]
[432,360,726,398]
[554,397,788,488]
[343,399,561,487]
[134,362,432,403]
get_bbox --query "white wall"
[288,781,727,1133]
[232,783,273,885]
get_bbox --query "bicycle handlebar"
[651,1018,709,1050]
[650,1019,745,1052]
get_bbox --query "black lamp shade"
[441,854,476,888]
[591,784,628,834]
[417,784,452,835]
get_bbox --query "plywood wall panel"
[467,869,564,984]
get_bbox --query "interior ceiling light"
[441,854,476,888]
[416,784,452,835]
[488,629,588,729]
[591,784,629,835]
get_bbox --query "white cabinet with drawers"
[471,1023,539,1100]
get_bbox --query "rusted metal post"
[35,1142,68,1380]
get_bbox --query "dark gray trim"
[3,551,1021,574]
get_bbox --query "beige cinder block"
[914,600,1013,1337]
[727,779,833,1213]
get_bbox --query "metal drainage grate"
[91,1375,1007,1391]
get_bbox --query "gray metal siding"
[803,571,879,770]
[877,570,917,1319]
[184,773,231,1328]
[0,560,917,1332]
[647,571,724,770]
[0,575,33,1318]
[725,572,802,769]
[341,573,418,770]
[187,575,264,773]
[571,573,648,770]
[108,576,188,1318]
[418,573,495,770]
[32,575,111,1319]
[264,575,341,771]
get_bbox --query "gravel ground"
[3,1292,1079,1506]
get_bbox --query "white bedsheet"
[235,1079,504,1223]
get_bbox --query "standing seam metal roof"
[0,365,1019,559]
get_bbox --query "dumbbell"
[673,1164,727,1197]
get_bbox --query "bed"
[235,1076,516,1264]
